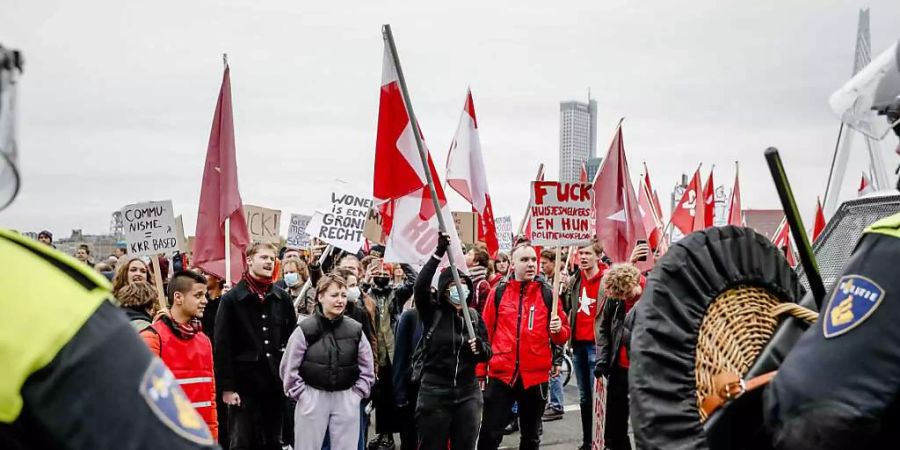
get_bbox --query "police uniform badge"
[139,358,214,445]
[822,275,885,339]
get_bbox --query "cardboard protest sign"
[122,200,179,257]
[494,215,513,254]
[528,181,593,246]
[286,214,312,249]
[175,215,188,253]
[452,211,478,245]
[305,189,372,254]
[244,205,282,243]
[364,207,386,245]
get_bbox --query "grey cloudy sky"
[3,0,899,239]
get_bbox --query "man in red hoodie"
[141,270,218,440]
[562,239,608,450]
[477,243,570,450]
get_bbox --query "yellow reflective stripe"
[0,229,109,423]
[864,212,900,239]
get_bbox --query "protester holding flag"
[557,239,607,447]
[477,243,570,450]
[214,242,296,450]
[140,271,218,440]
[594,264,645,450]
[280,274,376,450]
[413,233,491,450]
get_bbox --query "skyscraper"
[559,99,597,182]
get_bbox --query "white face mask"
[284,272,300,287]
[347,287,361,303]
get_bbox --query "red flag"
[642,163,664,219]
[702,168,715,228]
[652,190,663,223]
[592,124,648,265]
[580,163,588,183]
[446,89,499,257]
[671,168,703,235]
[727,166,743,226]
[812,197,826,242]
[772,217,796,267]
[193,65,250,283]
[638,173,663,251]
[858,173,874,197]
[373,41,464,269]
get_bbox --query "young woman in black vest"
[413,234,492,450]
[280,274,376,450]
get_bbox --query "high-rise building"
[585,157,603,183]
[559,99,597,182]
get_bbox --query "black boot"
[580,406,593,448]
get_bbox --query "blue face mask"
[448,284,470,306]
[284,272,300,287]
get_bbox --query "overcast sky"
[3,0,899,239]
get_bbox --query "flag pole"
[222,52,232,287]
[517,163,545,237]
[383,24,475,339]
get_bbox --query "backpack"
[492,279,555,333]
[409,309,442,384]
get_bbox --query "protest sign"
[364,207,386,245]
[305,189,373,254]
[175,215,188,253]
[122,200,179,257]
[494,215,513,254]
[452,211,478,245]
[244,205,282,243]
[528,181,593,246]
[286,214,312,249]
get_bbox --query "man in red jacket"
[477,243,570,450]
[142,271,218,440]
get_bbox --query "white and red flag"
[638,171,663,252]
[372,43,466,269]
[446,89,500,257]
[727,165,744,226]
[702,168,715,228]
[858,173,874,197]
[772,217,797,267]
[812,197,826,242]
[592,123,648,266]
[671,168,704,235]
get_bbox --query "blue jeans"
[548,373,564,411]
[572,341,596,410]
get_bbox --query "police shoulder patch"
[139,358,214,445]
[822,275,885,339]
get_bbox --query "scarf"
[469,266,487,283]
[243,272,273,301]
[162,314,203,339]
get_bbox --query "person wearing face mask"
[282,259,316,318]
[413,233,492,450]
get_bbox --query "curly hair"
[602,263,642,299]
[116,281,158,310]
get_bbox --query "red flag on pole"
[671,168,703,235]
[193,64,250,283]
[812,197,826,242]
[638,175,663,251]
[772,217,796,267]
[727,164,743,226]
[642,163,664,221]
[592,123,648,265]
[858,173,874,197]
[446,89,499,257]
[372,41,465,268]
[702,168,715,228]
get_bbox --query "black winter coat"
[414,256,491,388]
[214,279,296,394]
[594,297,628,376]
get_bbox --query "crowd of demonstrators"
[594,264,645,450]
[140,271,218,440]
[413,234,492,450]
[280,274,376,450]
[477,242,571,450]
[214,242,296,450]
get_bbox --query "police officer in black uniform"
[0,45,219,450]
[764,41,900,449]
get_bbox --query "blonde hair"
[602,264,642,299]
[246,242,277,259]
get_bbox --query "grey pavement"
[499,383,583,450]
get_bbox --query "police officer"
[764,44,900,449]
[0,46,218,450]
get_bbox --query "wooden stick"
[551,245,561,319]
[151,255,167,311]
[517,163,545,238]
